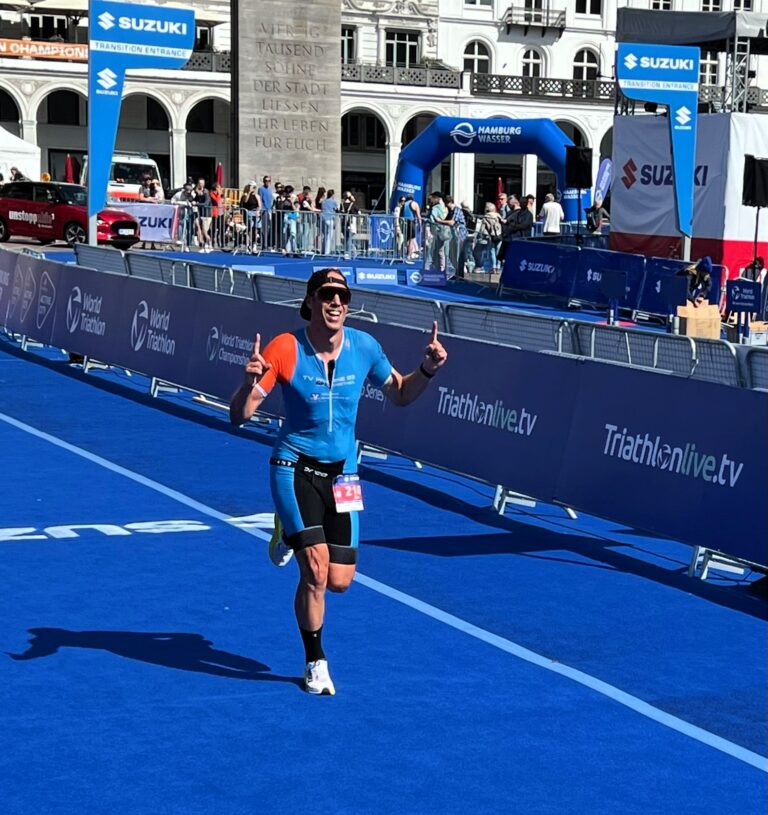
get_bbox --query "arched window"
[463,41,491,74]
[573,49,599,81]
[522,49,543,78]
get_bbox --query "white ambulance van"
[80,152,164,202]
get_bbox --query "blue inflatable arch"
[391,116,589,221]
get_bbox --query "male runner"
[230,269,447,694]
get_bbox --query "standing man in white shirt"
[538,193,565,237]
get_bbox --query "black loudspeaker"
[742,155,768,207]
[565,146,593,189]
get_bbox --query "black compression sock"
[299,626,325,663]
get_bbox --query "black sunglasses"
[316,286,351,305]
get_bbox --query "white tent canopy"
[0,126,41,182]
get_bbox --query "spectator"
[677,255,713,307]
[443,195,466,279]
[538,192,565,237]
[339,191,359,259]
[427,191,450,273]
[258,175,274,249]
[743,256,765,283]
[171,181,197,249]
[478,202,503,274]
[210,182,225,248]
[401,194,422,262]
[281,185,300,257]
[240,182,262,252]
[585,193,610,234]
[10,167,27,181]
[321,189,338,255]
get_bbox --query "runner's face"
[313,276,349,330]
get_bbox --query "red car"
[0,181,140,249]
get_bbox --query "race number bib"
[332,474,364,513]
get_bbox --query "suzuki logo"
[130,300,149,351]
[449,122,476,148]
[621,158,638,189]
[97,11,115,29]
[97,68,117,91]
[519,259,528,272]
[206,326,220,361]
[66,286,82,334]
[623,53,638,71]
[675,106,691,126]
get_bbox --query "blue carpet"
[0,341,765,814]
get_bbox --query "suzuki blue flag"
[88,0,195,217]
[616,43,699,237]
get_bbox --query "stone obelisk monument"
[232,1,341,191]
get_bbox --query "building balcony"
[501,3,566,33]
[472,73,614,103]
[341,62,462,89]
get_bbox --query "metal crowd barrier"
[69,245,754,390]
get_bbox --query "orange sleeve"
[256,332,297,396]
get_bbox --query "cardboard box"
[746,321,768,346]
[677,303,722,340]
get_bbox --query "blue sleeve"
[361,333,393,387]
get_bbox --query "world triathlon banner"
[1,250,765,566]
[616,43,700,237]
[88,0,195,217]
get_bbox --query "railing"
[472,73,615,102]
[502,3,566,30]
[341,63,462,88]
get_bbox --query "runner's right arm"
[229,333,271,425]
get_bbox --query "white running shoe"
[304,659,335,695]
[268,514,293,567]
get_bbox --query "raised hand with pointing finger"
[244,332,271,387]
[421,320,448,377]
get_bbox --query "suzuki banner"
[88,0,195,217]
[1,249,765,565]
[118,203,179,243]
[616,43,700,237]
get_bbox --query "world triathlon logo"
[621,158,638,189]
[206,326,220,361]
[376,219,393,245]
[450,122,476,147]
[66,286,82,334]
[130,300,149,351]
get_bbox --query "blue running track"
[0,338,765,814]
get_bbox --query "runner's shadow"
[7,628,302,686]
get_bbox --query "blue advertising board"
[555,360,767,566]
[726,278,762,313]
[502,242,577,300]
[570,247,646,309]
[616,43,700,237]
[1,249,765,566]
[355,267,399,287]
[369,215,397,253]
[639,257,723,315]
[88,0,195,216]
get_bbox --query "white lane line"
[1,410,765,774]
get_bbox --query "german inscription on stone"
[234,1,341,190]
